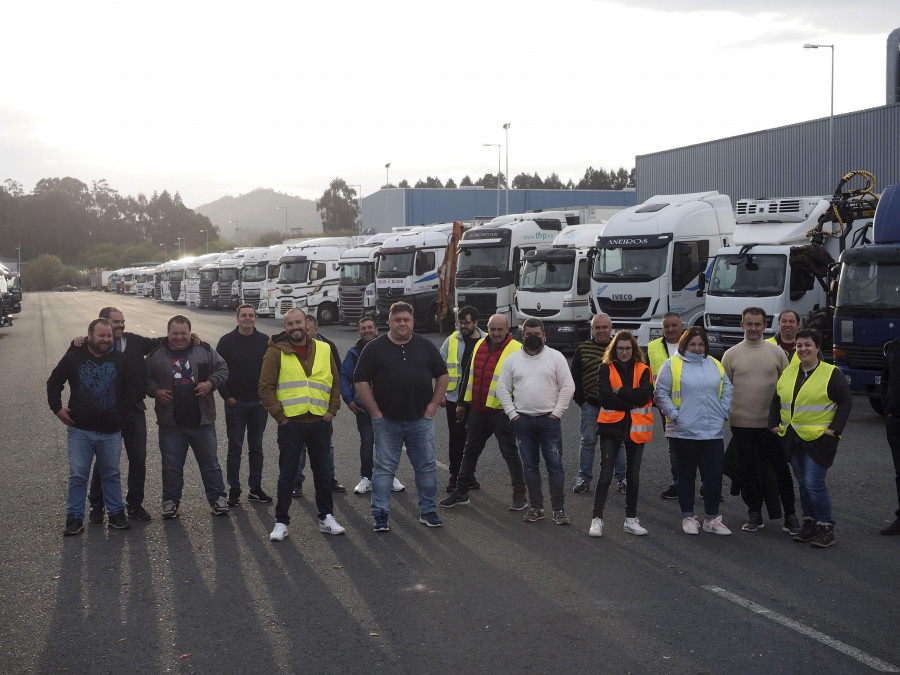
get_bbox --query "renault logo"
[537,302,542,311]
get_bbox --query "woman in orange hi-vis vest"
[589,330,654,539]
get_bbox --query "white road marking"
[703,585,899,672]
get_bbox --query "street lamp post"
[385,162,391,188]
[160,243,167,260]
[175,237,183,258]
[503,123,511,214]
[276,206,288,238]
[229,219,240,245]
[804,43,835,191]
[200,229,209,254]
[15,245,21,273]
[483,143,501,216]
[348,184,362,234]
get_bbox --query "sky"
[2,1,898,209]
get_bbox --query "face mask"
[524,335,543,351]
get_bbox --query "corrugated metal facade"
[361,188,636,232]
[636,103,900,204]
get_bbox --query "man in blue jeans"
[146,314,230,519]
[497,318,575,525]
[354,301,449,532]
[47,318,140,535]
[216,303,272,507]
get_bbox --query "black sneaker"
[439,492,470,508]
[880,518,900,535]
[573,478,590,494]
[248,487,273,503]
[793,517,817,542]
[107,511,132,530]
[660,484,677,500]
[127,505,153,522]
[88,504,105,524]
[742,512,764,532]
[331,478,346,493]
[63,516,84,536]
[446,478,457,493]
[292,483,303,498]
[810,523,835,548]
[227,488,241,507]
[782,514,801,535]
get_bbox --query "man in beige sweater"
[722,307,798,535]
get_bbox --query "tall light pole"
[229,219,240,245]
[15,244,21,273]
[385,162,391,188]
[200,229,209,254]
[159,242,167,260]
[804,43,835,191]
[348,184,362,234]
[503,123,511,214]
[175,237,183,258]
[275,205,288,238]
[483,143,501,216]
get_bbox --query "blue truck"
[832,181,900,414]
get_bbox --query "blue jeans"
[67,427,123,518]
[578,403,625,482]
[294,420,336,483]
[158,425,226,504]
[356,409,374,479]
[514,414,565,511]
[225,399,268,491]
[276,420,333,523]
[670,437,724,518]
[371,417,437,516]
[89,407,147,508]
[790,444,834,526]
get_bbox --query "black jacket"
[881,339,900,417]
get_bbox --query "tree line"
[382,165,636,190]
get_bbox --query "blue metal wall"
[636,103,900,205]
[361,188,636,232]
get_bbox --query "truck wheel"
[317,302,337,326]
[869,396,885,416]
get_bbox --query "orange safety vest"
[596,362,654,443]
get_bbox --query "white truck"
[515,221,607,349]
[274,237,362,324]
[455,212,576,329]
[375,224,457,332]
[590,191,735,346]
[239,244,288,317]
[183,253,225,307]
[216,249,256,311]
[704,194,874,358]
[338,234,389,325]
[160,259,193,303]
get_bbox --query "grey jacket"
[146,340,229,427]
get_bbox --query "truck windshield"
[341,262,374,285]
[218,268,238,283]
[519,260,574,292]
[378,251,414,278]
[169,270,184,281]
[592,245,667,282]
[707,254,785,297]
[185,268,200,280]
[279,261,310,285]
[201,269,217,282]
[242,263,266,283]
[457,245,509,277]
[837,261,900,309]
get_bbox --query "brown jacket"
[258,331,341,424]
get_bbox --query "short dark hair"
[778,309,801,324]
[89,318,112,335]
[741,306,767,322]
[168,314,192,331]
[521,318,544,331]
[99,306,123,319]
[458,305,479,324]
[389,301,414,318]
[306,315,319,328]
[795,328,822,348]
[678,326,709,356]
[357,317,376,328]
[236,303,256,316]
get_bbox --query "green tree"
[316,178,361,233]
[251,230,286,247]
[21,254,64,291]
[459,175,473,187]
[414,176,444,188]
[398,179,410,188]
[445,178,457,189]
[542,173,564,189]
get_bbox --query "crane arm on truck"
[437,221,465,334]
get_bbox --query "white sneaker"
[318,514,346,535]
[682,516,700,535]
[703,515,732,535]
[354,477,372,494]
[624,517,648,536]
[391,477,406,492]
[270,523,289,541]
[589,517,604,537]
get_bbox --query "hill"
[194,188,322,243]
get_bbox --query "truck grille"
[376,288,409,317]
[837,344,884,370]
[706,313,743,328]
[456,293,498,320]
[596,297,651,318]
[199,284,215,308]
[339,287,365,321]
[519,307,560,318]
[170,282,182,302]
[243,289,260,303]
[280,300,294,316]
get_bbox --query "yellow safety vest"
[647,338,671,378]
[766,336,800,365]
[776,361,838,441]
[667,354,725,423]
[276,342,333,417]
[463,338,521,410]
[446,331,463,393]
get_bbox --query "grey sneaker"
[509,495,528,511]
[572,478,590,494]
[523,507,545,522]
[551,509,570,526]
[782,514,801,535]
[742,512,764,532]
[161,500,179,520]
[209,497,229,516]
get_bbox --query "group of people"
[47,300,898,548]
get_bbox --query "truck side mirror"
[696,271,706,297]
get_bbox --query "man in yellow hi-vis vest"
[259,308,343,542]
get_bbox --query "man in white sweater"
[497,318,575,525]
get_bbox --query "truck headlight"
[557,325,576,333]
[297,298,307,307]
[707,333,719,343]
[649,328,663,340]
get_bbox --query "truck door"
[670,240,709,318]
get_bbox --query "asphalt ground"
[1,292,898,674]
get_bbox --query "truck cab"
[275,237,360,324]
[183,253,224,307]
[216,250,253,311]
[339,234,388,325]
[592,192,735,347]
[240,245,287,317]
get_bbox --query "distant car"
[58,284,78,292]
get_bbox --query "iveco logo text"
[607,238,648,246]
[611,294,633,301]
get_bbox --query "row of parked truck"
[0,263,22,328]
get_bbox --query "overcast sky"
[2,1,898,207]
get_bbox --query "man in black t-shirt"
[354,302,449,531]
